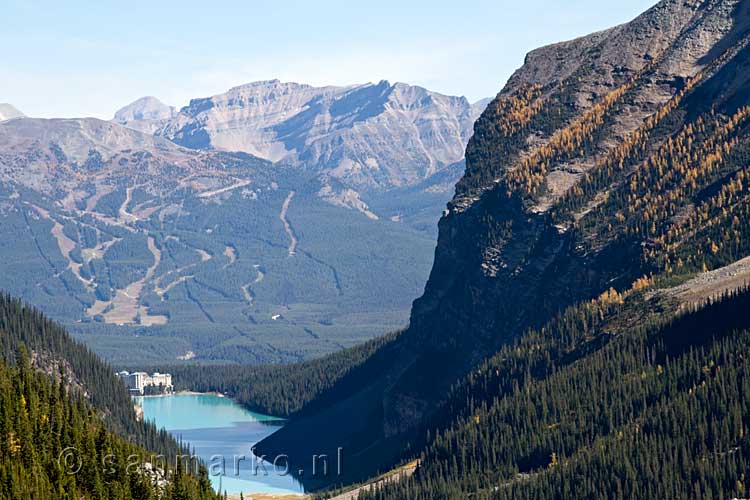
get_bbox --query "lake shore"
[135,392,300,496]
[227,495,306,500]
[135,390,226,398]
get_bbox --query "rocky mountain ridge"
[115,80,488,191]
[0,117,243,200]
[113,96,177,135]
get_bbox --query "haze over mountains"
[0,80,488,366]
[113,96,177,135]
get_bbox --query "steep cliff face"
[257,0,750,488]
[420,0,750,346]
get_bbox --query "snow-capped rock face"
[113,97,177,135]
[117,80,488,190]
[0,104,25,122]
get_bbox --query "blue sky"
[2,0,657,119]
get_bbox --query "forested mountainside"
[249,0,750,491]
[0,81,487,368]
[0,117,439,366]
[115,80,488,191]
[0,295,219,499]
[0,294,175,453]
[360,289,750,499]
[164,330,401,417]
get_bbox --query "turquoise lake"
[133,393,304,496]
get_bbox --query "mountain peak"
[112,96,176,135]
[118,80,482,189]
[0,103,25,121]
[113,96,175,123]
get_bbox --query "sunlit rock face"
[116,79,488,191]
[113,96,177,135]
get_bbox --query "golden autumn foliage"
[596,287,624,307]
[488,84,545,138]
[630,275,653,292]
[506,78,635,197]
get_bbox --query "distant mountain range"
[114,80,489,191]
[10,1,750,497]
[0,82,488,366]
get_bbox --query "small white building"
[149,372,172,388]
[118,370,173,395]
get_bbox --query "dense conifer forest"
[0,294,179,455]
[0,294,219,499]
[0,348,218,499]
[157,4,750,494]
[356,290,750,499]
[166,330,401,417]
[6,2,750,498]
